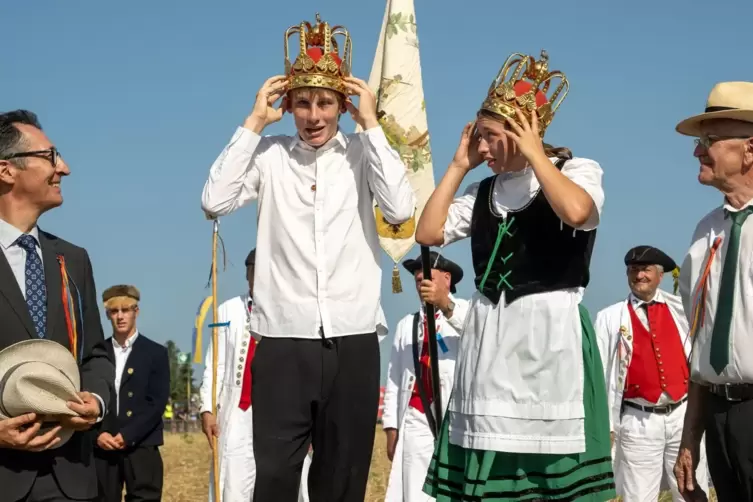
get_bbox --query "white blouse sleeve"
[560,158,605,232]
[443,182,480,246]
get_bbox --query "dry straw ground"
[160,427,715,501]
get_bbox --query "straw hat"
[0,340,83,449]
[676,81,753,137]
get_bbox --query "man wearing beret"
[674,81,753,501]
[94,285,170,501]
[200,249,311,502]
[0,109,114,501]
[382,251,469,502]
[595,246,708,501]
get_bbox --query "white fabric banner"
[359,0,436,290]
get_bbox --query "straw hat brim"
[676,109,753,137]
[0,340,81,449]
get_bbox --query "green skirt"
[422,305,616,501]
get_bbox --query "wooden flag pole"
[420,245,443,438]
[210,218,220,502]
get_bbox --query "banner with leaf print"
[359,0,436,293]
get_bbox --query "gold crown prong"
[479,50,568,135]
[285,14,352,95]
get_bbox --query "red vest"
[624,301,689,403]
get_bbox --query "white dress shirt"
[680,198,753,384]
[201,126,415,339]
[112,331,139,414]
[440,157,605,454]
[0,217,105,418]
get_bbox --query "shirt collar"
[722,196,753,213]
[629,290,666,308]
[113,330,139,350]
[287,129,348,153]
[0,218,40,251]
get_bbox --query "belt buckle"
[723,384,742,402]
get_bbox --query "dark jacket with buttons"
[98,334,171,449]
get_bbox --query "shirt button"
[237,364,243,370]
[240,357,245,362]
[237,372,242,378]
[126,410,132,417]
[128,391,133,398]
[236,380,241,385]
[311,184,316,191]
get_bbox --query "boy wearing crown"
[416,51,616,500]
[200,14,415,502]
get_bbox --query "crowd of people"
[1,12,753,502]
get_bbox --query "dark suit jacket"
[0,229,114,502]
[98,334,170,449]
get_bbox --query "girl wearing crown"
[416,51,616,501]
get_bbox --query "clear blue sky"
[3,1,752,385]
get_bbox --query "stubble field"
[160,427,714,501]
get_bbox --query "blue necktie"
[16,234,47,338]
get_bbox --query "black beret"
[624,245,676,271]
[245,248,256,267]
[402,251,464,294]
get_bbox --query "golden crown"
[284,13,352,95]
[479,50,569,136]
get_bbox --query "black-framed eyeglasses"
[695,135,752,149]
[1,147,61,167]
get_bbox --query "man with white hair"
[595,245,708,501]
[674,81,753,501]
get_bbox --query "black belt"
[623,397,687,415]
[707,383,753,401]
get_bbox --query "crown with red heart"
[479,50,569,136]
[284,13,352,96]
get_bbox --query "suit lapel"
[38,232,62,342]
[0,251,36,338]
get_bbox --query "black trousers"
[94,446,163,502]
[251,331,381,502]
[705,393,753,501]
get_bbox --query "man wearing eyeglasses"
[94,284,170,502]
[0,108,114,502]
[674,82,753,501]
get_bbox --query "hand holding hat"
[61,391,101,431]
[0,339,90,450]
[0,413,64,452]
